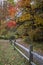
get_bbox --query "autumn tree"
[14,0,43,42]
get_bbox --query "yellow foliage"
[35,15,43,24]
[16,13,31,22]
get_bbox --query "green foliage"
[8,0,15,5]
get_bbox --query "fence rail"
[10,40,43,65]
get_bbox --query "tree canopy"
[0,0,43,42]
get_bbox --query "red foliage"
[7,21,16,28]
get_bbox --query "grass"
[0,41,28,65]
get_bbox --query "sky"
[0,0,7,2]
[0,0,3,5]
[14,0,18,3]
[14,0,20,3]
[0,0,3,2]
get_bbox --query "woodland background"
[0,0,43,43]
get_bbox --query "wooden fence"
[10,40,43,65]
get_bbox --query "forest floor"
[0,40,28,65]
[16,38,43,55]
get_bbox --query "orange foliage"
[8,5,17,17]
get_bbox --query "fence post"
[14,39,16,50]
[9,39,12,45]
[29,45,33,65]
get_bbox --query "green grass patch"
[0,42,28,65]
